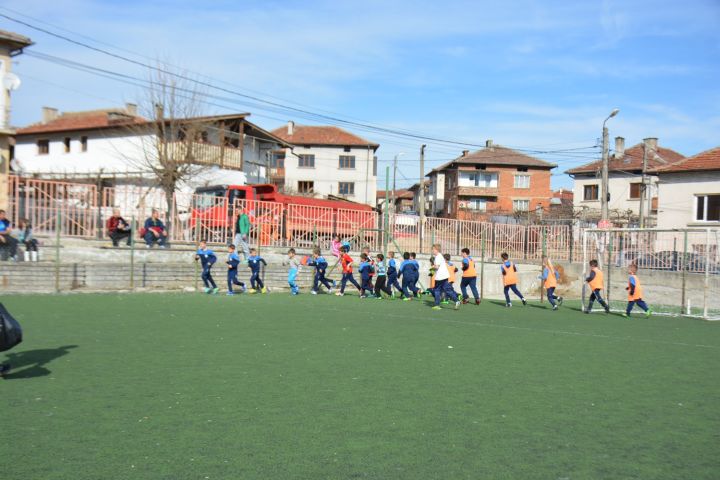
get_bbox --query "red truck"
[190,184,377,245]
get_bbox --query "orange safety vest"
[588,267,604,291]
[462,257,477,278]
[502,261,518,286]
[628,274,643,301]
[544,262,557,289]
[449,264,457,283]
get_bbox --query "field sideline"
[1,292,719,479]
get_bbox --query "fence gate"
[286,204,334,249]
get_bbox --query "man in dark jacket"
[106,209,132,247]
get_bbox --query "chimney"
[42,107,59,123]
[125,103,138,116]
[485,139,493,148]
[287,120,295,136]
[462,150,469,157]
[614,136,625,160]
[154,103,164,120]
[643,137,658,152]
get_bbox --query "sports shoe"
[604,306,610,314]
[203,287,211,294]
[360,295,367,299]
[431,305,442,311]
[475,299,481,305]
[622,313,629,317]
[462,298,469,304]
[552,305,558,311]
[403,297,412,302]
[241,285,247,293]
[311,290,318,295]
[521,299,527,306]
[584,309,590,314]
[442,300,450,305]
[645,309,653,318]
[506,303,512,308]
[558,297,564,306]
[261,287,267,294]
[454,301,461,310]
[247,289,257,294]
[335,292,344,296]
[212,287,219,295]
[226,291,235,296]
[328,289,335,294]
[291,291,299,296]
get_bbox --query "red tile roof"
[566,143,684,175]
[652,146,720,173]
[16,110,148,135]
[270,125,379,149]
[377,189,413,200]
[430,145,556,174]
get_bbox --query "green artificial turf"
[1,292,719,479]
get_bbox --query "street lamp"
[600,108,620,223]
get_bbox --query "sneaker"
[442,300,450,305]
[462,299,469,305]
[604,306,610,314]
[226,291,235,296]
[391,293,396,299]
[360,295,367,299]
[212,287,219,295]
[552,305,558,311]
[261,287,267,294]
[454,301,461,310]
[328,288,335,294]
[475,299,481,305]
[506,303,512,308]
[403,297,412,302]
[335,292,344,296]
[431,305,442,311]
[241,285,247,293]
[311,290,318,295]
[203,287,211,294]
[645,309,653,318]
[622,313,629,318]
[584,309,590,314]
[247,289,257,294]
[521,299,527,306]
[558,297,564,307]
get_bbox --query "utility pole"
[600,108,620,224]
[391,152,404,214]
[638,139,648,228]
[419,144,426,247]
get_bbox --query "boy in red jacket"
[336,244,362,296]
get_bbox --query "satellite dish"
[10,158,22,173]
[2,72,21,91]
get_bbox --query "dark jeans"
[374,275,392,296]
[201,266,217,289]
[387,274,402,293]
[313,270,333,292]
[360,276,373,296]
[402,277,419,298]
[227,270,244,292]
[547,286,559,306]
[503,284,524,304]
[143,231,167,247]
[340,272,361,293]
[23,239,39,252]
[250,271,264,290]
[0,234,18,259]
[460,277,479,300]
[626,299,649,314]
[433,278,459,305]
[109,229,131,246]
[588,289,608,310]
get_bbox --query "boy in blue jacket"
[399,252,420,300]
[247,248,267,293]
[225,244,246,295]
[386,251,403,297]
[358,253,375,298]
[307,247,335,294]
[195,240,218,294]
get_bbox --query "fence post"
[606,232,613,306]
[383,166,390,259]
[539,229,547,303]
[480,236,485,301]
[680,230,688,314]
[704,228,710,319]
[455,220,461,256]
[54,211,61,293]
[194,218,200,291]
[130,215,135,290]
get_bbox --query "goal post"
[582,228,720,320]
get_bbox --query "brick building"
[427,140,556,220]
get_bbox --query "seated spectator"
[17,218,39,262]
[106,209,132,247]
[0,209,19,261]
[142,210,168,248]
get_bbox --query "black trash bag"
[0,303,23,352]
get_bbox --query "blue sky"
[3,0,720,189]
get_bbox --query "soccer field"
[2,293,719,479]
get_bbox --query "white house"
[12,106,288,190]
[567,137,684,224]
[426,170,445,216]
[654,147,720,229]
[269,122,379,206]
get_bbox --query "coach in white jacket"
[431,244,461,310]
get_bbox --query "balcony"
[456,186,499,197]
[164,141,243,170]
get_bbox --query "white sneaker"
[311,290,318,295]
[335,292,344,297]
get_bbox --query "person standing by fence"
[234,209,251,261]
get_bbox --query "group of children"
[194,235,653,317]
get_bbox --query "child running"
[337,244,362,296]
[541,256,563,310]
[247,248,267,293]
[585,259,610,314]
[358,253,374,298]
[362,246,375,290]
[374,253,392,298]
[307,247,334,295]
[386,251,402,298]
[195,240,218,294]
[286,248,300,295]
[500,252,527,307]
[225,244,246,295]
[399,252,420,300]
[431,244,460,310]
[623,264,652,318]
[443,253,458,304]
[460,248,480,305]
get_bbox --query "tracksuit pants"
[460,277,479,300]
[250,271,264,290]
[313,271,333,292]
[588,289,609,311]
[227,270,244,292]
[360,276,373,296]
[387,274,402,294]
[626,299,649,314]
[340,272,361,293]
[546,286,559,306]
[433,279,459,306]
[288,268,299,294]
[374,275,392,297]
[503,284,524,304]
[202,266,217,289]
[402,277,419,298]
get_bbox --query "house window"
[514,174,530,189]
[298,154,315,168]
[465,198,487,211]
[298,181,314,194]
[339,155,355,169]
[80,136,88,152]
[271,152,285,168]
[513,199,530,212]
[338,182,355,195]
[63,137,71,153]
[696,195,720,222]
[629,182,642,199]
[464,172,497,188]
[37,139,49,155]
[584,184,599,201]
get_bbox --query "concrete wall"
[657,171,720,229]
[281,146,376,205]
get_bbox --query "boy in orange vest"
[460,248,480,305]
[541,256,563,310]
[585,259,610,314]
[500,252,526,307]
[623,264,652,318]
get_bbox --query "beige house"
[567,137,684,225]
[654,147,720,229]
